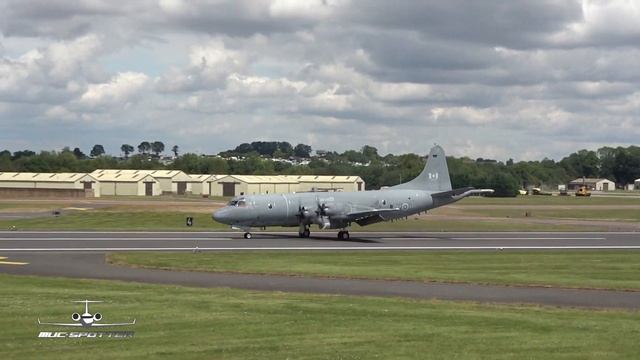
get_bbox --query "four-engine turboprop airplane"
[213,145,493,239]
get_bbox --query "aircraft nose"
[213,208,231,224]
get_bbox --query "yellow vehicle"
[575,186,591,197]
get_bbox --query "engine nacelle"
[93,313,102,322]
[72,313,80,321]
[320,202,348,217]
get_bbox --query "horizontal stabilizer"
[432,187,474,199]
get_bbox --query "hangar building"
[0,172,100,197]
[568,178,615,191]
[190,174,224,196]
[213,175,299,197]
[91,169,192,195]
[282,175,365,192]
[91,171,161,196]
[212,175,365,197]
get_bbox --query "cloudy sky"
[1,0,640,160]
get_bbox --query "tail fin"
[392,145,452,192]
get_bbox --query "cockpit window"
[227,197,249,207]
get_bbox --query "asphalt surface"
[2,231,640,309]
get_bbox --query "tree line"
[1,142,640,197]
[68,141,180,159]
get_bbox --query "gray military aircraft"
[213,145,493,239]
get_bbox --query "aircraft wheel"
[303,229,310,238]
[343,231,350,240]
[243,232,252,239]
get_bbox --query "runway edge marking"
[3,246,640,251]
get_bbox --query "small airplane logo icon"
[38,300,136,327]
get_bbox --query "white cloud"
[79,71,149,109]
[268,0,345,19]
[2,0,640,160]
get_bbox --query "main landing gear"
[298,224,311,238]
[243,232,252,239]
[337,230,350,240]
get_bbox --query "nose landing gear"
[243,232,252,239]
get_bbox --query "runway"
[1,230,640,251]
[2,231,640,309]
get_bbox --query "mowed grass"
[456,208,640,221]
[2,274,640,359]
[0,212,228,231]
[459,195,640,205]
[109,251,640,291]
[0,211,601,231]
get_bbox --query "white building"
[92,169,192,194]
[0,172,100,197]
[91,171,160,196]
[568,178,615,191]
[189,174,224,196]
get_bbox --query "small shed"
[0,172,100,197]
[568,178,615,191]
[91,171,160,196]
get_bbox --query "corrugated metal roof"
[221,175,299,184]
[569,178,613,184]
[190,174,224,182]
[92,172,156,182]
[281,175,362,182]
[92,169,191,181]
[0,172,95,182]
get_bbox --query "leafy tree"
[361,145,380,162]
[151,141,165,157]
[72,147,87,159]
[138,141,151,155]
[121,144,134,159]
[90,144,105,157]
[294,144,312,158]
[0,150,12,171]
[12,150,36,160]
[171,145,179,157]
[279,142,294,157]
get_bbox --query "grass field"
[108,251,640,291]
[0,210,599,231]
[2,273,640,359]
[459,196,640,205]
[455,208,640,221]
[1,194,638,231]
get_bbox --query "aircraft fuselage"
[213,188,436,229]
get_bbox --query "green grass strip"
[109,251,640,290]
[2,273,640,359]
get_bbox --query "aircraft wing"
[90,319,136,327]
[346,208,400,226]
[38,319,82,327]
